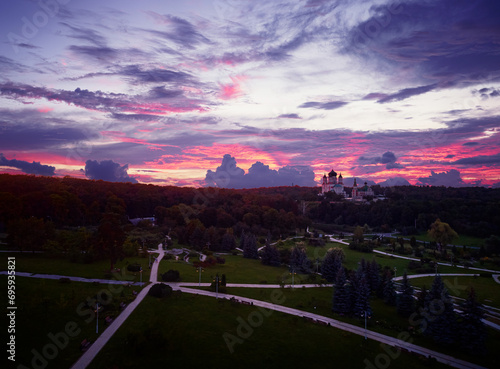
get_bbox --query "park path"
[172,285,487,369]
[0,271,145,285]
[329,237,499,274]
[70,244,165,369]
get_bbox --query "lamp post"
[95,302,99,334]
[140,267,142,284]
[214,274,219,299]
[393,267,397,280]
[197,267,204,287]
[290,268,296,288]
[363,310,370,340]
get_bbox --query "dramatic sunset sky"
[1,0,499,188]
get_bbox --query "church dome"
[328,169,337,177]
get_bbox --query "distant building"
[351,178,374,200]
[321,170,374,200]
[321,170,347,197]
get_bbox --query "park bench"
[80,339,91,352]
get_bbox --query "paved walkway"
[172,285,487,369]
[70,244,165,369]
[0,271,145,286]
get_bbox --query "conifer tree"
[242,233,259,259]
[261,239,281,266]
[424,274,456,345]
[397,272,415,317]
[352,267,372,317]
[290,245,311,273]
[321,247,344,282]
[332,267,351,315]
[458,288,487,355]
[383,271,397,306]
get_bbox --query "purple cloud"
[84,159,137,183]
[0,154,55,176]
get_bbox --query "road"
[70,244,165,369]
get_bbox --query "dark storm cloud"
[204,154,316,189]
[277,113,301,119]
[453,154,500,166]
[0,154,55,176]
[473,87,500,99]
[359,151,404,169]
[299,101,348,110]
[417,169,466,187]
[84,159,137,183]
[377,84,438,103]
[0,109,90,150]
[68,45,118,62]
[0,82,204,115]
[145,13,211,48]
[346,0,500,88]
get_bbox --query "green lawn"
[223,286,500,369]
[158,254,291,284]
[88,292,450,369]
[408,275,500,309]
[4,276,141,369]
[410,233,485,248]
[4,253,152,282]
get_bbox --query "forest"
[1,174,499,264]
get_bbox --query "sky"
[0,0,499,188]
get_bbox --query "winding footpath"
[70,244,165,369]
[4,241,497,369]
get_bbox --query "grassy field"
[87,292,450,369]
[408,275,500,308]
[223,286,500,369]
[4,252,153,282]
[4,276,141,369]
[410,233,485,247]
[158,254,291,284]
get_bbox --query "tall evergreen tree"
[424,274,456,345]
[290,245,311,273]
[352,267,372,317]
[367,259,381,293]
[321,247,344,282]
[261,240,281,266]
[242,233,259,259]
[397,272,415,317]
[383,271,397,306]
[458,288,487,355]
[221,232,236,251]
[332,267,351,315]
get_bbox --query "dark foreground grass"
[5,276,141,369]
[224,286,500,369]
[409,275,500,309]
[5,252,152,282]
[88,292,450,369]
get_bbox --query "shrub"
[161,270,181,282]
[148,283,173,298]
[127,263,142,272]
[216,256,226,264]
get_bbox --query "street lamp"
[290,268,296,288]
[95,303,99,333]
[213,274,219,299]
[140,267,142,284]
[393,267,397,279]
[362,310,371,340]
[196,267,204,287]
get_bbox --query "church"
[321,170,374,200]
